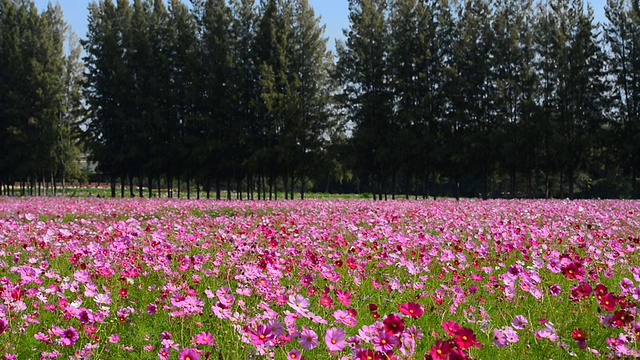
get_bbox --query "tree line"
[1,0,639,199]
[0,0,84,196]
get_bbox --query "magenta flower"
[147,303,157,315]
[442,320,461,336]
[430,339,453,360]
[108,334,120,344]
[246,324,274,346]
[178,348,200,360]
[60,327,79,347]
[324,327,346,351]
[335,289,351,306]
[0,319,7,334]
[193,332,214,345]
[157,348,170,360]
[287,349,301,359]
[299,328,318,350]
[398,302,424,318]
[372,331,396,352]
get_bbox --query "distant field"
[0,198,638,359]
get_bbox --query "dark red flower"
[600,293,617,312]
[454,327,480,350]
[561,262,582,280]
[571,328,587,342]
[573,282,592,297]
[429,339,453,360]
[611,310,634,328]
[118,288,128,298]
[383,314,405,335]
[594,284,608,300]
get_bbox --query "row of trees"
[339,0,639,199]
[82,0,333,199]
[1,0,640,198]
[0,0,84,196]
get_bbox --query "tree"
[337,0,393,199]
[605,0,640,197]
[57,27,85,194]
[535,0,607,198]
[284,0,333,199]
[83,0,130,197]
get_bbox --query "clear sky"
[33,0,607,52]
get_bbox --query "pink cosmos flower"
[324,327,346,351]
[335,289,351,306]
[109,334,120,343]
[299,328,318,350]
[193,332,213,345]
[60,327,79,347]
[503,326,519,343]
[442,320,461,336]
[178,348,200,360]
[372,331,396,352]
[147,303,157,315]
[493,328,507,347]
[512,315,528,330]
[398,302,424,318]
[158,348,170,360]
[287,349,301,359]
[430,339,452,360]
[246,324,274,346]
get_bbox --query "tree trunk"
[110,176,116,198]
[482,169,488,200]
[148,176,153,198]
[187,177,190,200]
[120,176,125,198]
[129,176,134,197]
[206,178,210,199]
[196,180,200,200]
[290,171,295,200]
[391,171,396,200]
[227,178,231,200]
[216,177,221,200]
[139,174,144,198]
[632,165,638,199]
[510,169,516,199]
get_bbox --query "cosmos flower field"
[0,198,638,359]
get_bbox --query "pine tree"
[605,0,640,197]
[286,0,332,199]
[83,0,129,197]
[337,0,393,199]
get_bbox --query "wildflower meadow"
[0,198,638,360]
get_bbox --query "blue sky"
[33,0,607,52]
